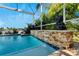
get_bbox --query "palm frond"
[36,3,41,10]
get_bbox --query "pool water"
[0,35,59,56]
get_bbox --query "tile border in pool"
[0,34,29,36]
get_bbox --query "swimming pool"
[0,35,59,56]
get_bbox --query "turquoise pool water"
[0,35,59,56]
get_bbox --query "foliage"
[35,19,40,26]
[48,4,63,19]
[66,21,76,30]
[66,4,78,20]
[27,3,79,30]
[73,32,79,42]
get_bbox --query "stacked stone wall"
[31,30,73,49]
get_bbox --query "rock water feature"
[31,30,73,49]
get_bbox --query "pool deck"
[49,42,79,56]
[49,49,77,56]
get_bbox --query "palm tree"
[35,3,64,30]
[35,3,51,30]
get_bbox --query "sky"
[0,3,41,28]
